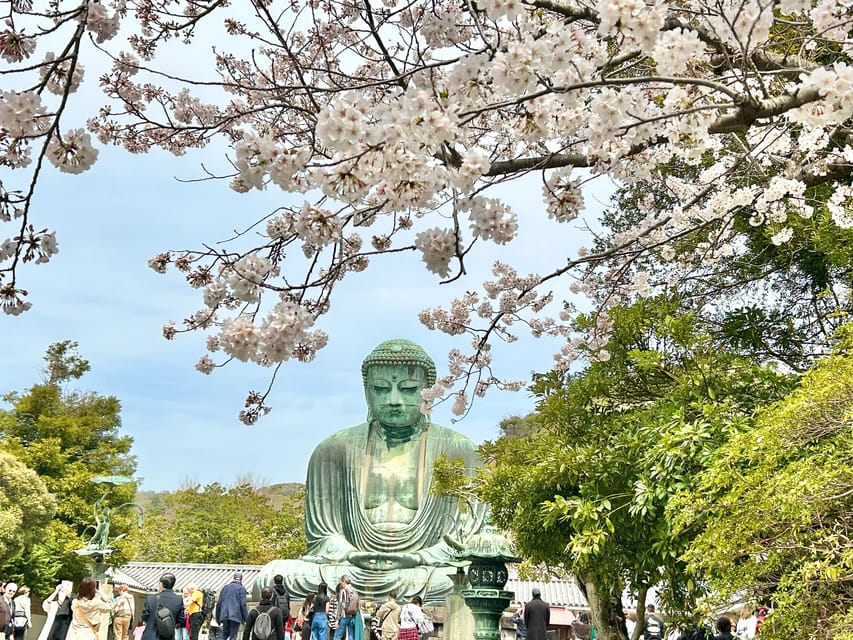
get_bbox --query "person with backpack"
[331,576,358,640]
[270,577,290,621]
[142,574,185,640]
[243,588,284,640]
[644,605,665,640]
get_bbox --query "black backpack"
[200,590,216,621]
[155,595,176,639]
[272,589,289,616]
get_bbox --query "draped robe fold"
[257,422,487,605]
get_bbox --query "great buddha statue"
[256,339,488,605]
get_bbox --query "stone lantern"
[453,524,521,640]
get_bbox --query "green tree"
[498,415,540,439]
[587,165,853,375]
[676,326,853,640]
[0,342,136,592]
[265,488,308,560]
[0,450,55,568]
[452,298,793,640]
[133,482,305,564]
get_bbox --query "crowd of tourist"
[0,573,432,640]
[4,573,773,640]
[511,599,773,640]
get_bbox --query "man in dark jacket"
[142,574,185,640]
[712,617,734,640]
[217,573,249,640]
[524,588,550,640]
[0,582,17,640]
[271,576,290,620]
[243,587,284,640]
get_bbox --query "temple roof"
[107,562,264,593]
[107,562,588,608]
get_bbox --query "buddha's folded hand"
[348,551,422,570]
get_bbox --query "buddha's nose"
[387,385,402,405]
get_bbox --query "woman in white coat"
[66,579,112,640]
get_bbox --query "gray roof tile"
[107,562,264,593]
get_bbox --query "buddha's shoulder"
[315,423,370,446]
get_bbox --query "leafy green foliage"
[42,341,91,386]
[469,297,794,638]
[497,415,541,439]
[0,342,136,591]
[592,171,853,373]
[0,450,55,569]
[132,482,306,564]
[677,327,853,640]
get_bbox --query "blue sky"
[0,127,611,493]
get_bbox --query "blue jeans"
[311,613,328,640]
[176,627,189,640]
[333,617,353,640]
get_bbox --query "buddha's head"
[362,339,436,431]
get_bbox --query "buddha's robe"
[256,421,487,605]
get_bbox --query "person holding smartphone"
[67,579,112,640]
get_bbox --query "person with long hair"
[296,594,314,640]
[66,579,112,640]
[310,585,330,640]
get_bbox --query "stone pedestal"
[443,569,475,640]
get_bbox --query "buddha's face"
[366,364,426,429]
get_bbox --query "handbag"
[416,615,434,636]
[13,609,28,629]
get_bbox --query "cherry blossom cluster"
[3,0,853,421]
[2,0,123,318]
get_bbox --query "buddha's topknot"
[361,339,437,386]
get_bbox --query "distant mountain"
[136,482,304,513]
